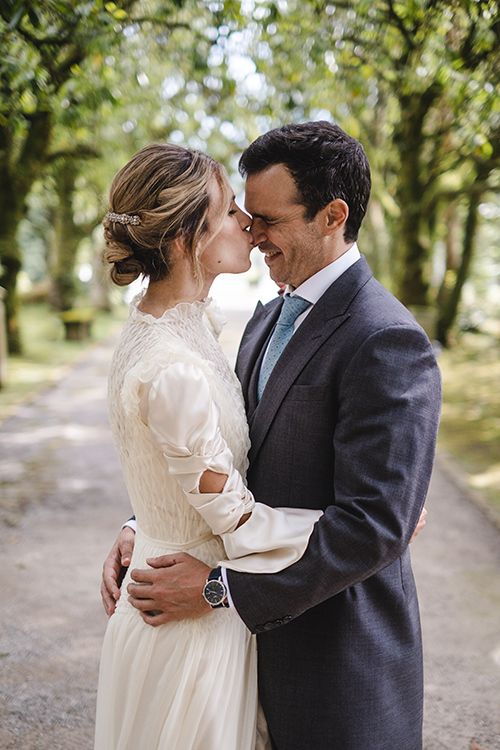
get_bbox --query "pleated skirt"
[94,528,261,750]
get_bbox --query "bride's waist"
[131,525,225,567]
[136,525,215,550]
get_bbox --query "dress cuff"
[220,504,322,573]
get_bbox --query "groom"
[102,121,441,749]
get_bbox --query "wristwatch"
[202,567,229,609]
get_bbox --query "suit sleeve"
[226,324,442,633]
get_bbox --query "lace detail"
[129,294,226,338]
[108,297,250,544]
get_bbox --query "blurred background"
[0,0,498,516]
[0,2,499,748]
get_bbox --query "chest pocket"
[286,384,330,402]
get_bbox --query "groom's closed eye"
[252,214,279,226]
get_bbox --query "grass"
[438,331,500,526]
[0,302,127,423]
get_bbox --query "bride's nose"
[237,206,252,228]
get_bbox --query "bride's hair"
[103,143,229,286]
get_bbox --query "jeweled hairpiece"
[105,211,141,226]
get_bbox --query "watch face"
[203,579,226,606]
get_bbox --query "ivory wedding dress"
[94,297,321,750]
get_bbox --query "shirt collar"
[288,244,361,304]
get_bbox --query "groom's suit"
[227,256,441,750]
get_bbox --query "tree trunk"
[393,88,440,306]
[435,202,461,311]
[435,187,483,346]
[90,244,112,312]
[0,182,25,354]
[363,198,392,288]
[0,110,53,353]
[49,160,80,311]
[0,241,23,354]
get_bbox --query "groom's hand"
[101,526,136,616]
[410,507,427,543]
[127,552,211,627]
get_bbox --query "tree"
[0,0,197,352]
[435,126,500,345]
[246,0,500,320]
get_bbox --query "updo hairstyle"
[103,143,228,286]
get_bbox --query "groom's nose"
[250,218,268,244]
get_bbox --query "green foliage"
[58,307,94,322]
[1,0,499,352]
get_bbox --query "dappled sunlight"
[56,476,96,493]
[0,422,107,446]
[470,464,500,490]
[439,333,500,520]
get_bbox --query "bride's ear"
[321,199,349,236]
[171,235,188,258]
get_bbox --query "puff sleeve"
[142,362,254,535]
[140,362,322,573]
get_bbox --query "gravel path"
[0,318,499,750]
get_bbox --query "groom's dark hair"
[239,121,371,243]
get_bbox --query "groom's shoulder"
[348,276,428,340]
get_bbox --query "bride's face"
[199,178,254,277]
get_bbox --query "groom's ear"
[321,199,349,235]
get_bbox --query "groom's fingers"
[410,507,428,543]
[145,554,178,568]
[100,579,117,616]
[102,543,123,606]
[140,611,172,627]
[127,595,158,611]
[130,567,156,584]
[118,531,135,567]
[127,580,153,596]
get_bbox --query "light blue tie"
[258,294,311,400]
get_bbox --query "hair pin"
[105,211,141,226]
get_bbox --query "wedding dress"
[94,297,321,750]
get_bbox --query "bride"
[94,143,326,750]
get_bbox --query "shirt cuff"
[123,517,137,532]
[220,565,236,610]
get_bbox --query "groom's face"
[244,164,328,288]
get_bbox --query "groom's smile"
[260,245,282,267]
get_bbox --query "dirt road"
[0,320,499,750]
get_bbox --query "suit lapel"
[235,298,282,413]
[247,257,373,464]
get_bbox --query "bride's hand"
[101,526,136,616]
[409,507,427,544]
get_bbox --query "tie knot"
[278,294,311,327]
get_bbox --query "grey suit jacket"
[227,257,441,750]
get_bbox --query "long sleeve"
[143,362,254,535]
[227,324,442,631]
[141,362,322,573]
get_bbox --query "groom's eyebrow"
[251,211,276,221]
